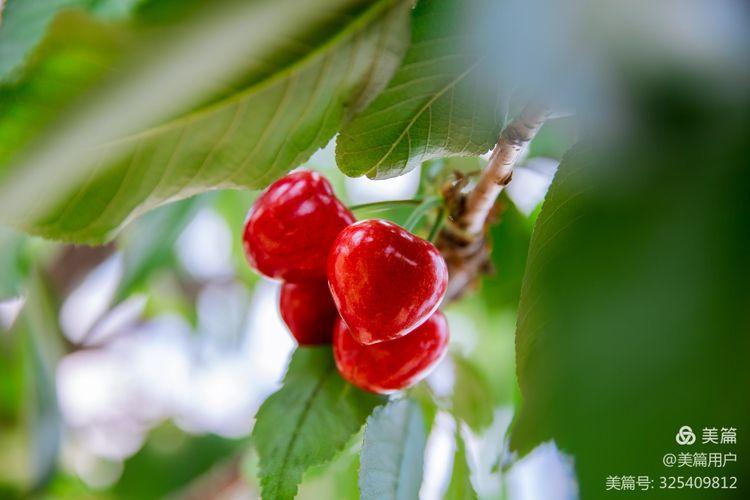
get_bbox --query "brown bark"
[438,103,548,301]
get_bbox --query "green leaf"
[336,0,507,179]
[0,0,145,82]
[0,227,27,299]
[0,0,411,243]
[511,93,750,498]
[115,195,204,300]
[419,156,485,196]
[451,356,494,432]
[19,271,65,492]
[253,347,383,500]
[297,441,360,499]
[113,429,243,499]
[359,398,427,500]
[90,0,145,19]
[408,383,439,434]
[481,197,533,309]
[211,189,260,286]
[0,0,89,81]
[525,115,577,160]
[445,429,477,500]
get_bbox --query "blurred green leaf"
[91,0,146,18]
[332,451,360,500]
[115,195,204,300]
[359,398,426,500]
[21,330,60,492]
[481,197,533,309]
[0,227,28,299]
[0,0,88,81]
[511,90,750,498]
[451,356,494,433]
[0,329,23,421]
[141,273,198,325]
[445,429,477,500]
[336,0,506,179]
[419,156,484,197]
[20,271,65,492]
[0,0,411,243]
[41,471,103,498]
[525,115,577,160]
[0,0,147,81]
[445,298,518,407]
[113,429,243,499]
[253,347,384,500]
[409,383,439,434]
[0,484,22,500]
[212,189,259,286]
[297,438,360,499]
[0,311,26,492]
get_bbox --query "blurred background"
[0,130,577,498]
[1,0,748,498]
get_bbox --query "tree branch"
[438,102,549,301]
[460,102,549,235]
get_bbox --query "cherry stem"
[349,199,423,223]
[427,207,445,243]
[403,195,442,233]
[458,102,549,235]
[438,102,549,302]
[348,199,422,212]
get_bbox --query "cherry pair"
[243,170,350,344]
[243,170,449,393]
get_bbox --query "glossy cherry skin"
[333,311,449,394]
[279,281,338,345]
[243,170,355,282]
[327,219,448,345]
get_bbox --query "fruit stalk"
[460,102,549,235]
[438,102,548,301]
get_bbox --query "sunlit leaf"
[0,227,27,299]
[481,197,533,309]
[113,429,243,499]
[0,0,147,82]
[0,0,88,81]
[359,398,426,500]
[337,0,507,179]
[297,439,360,499]
[526,115,577,160]
[20,271,65,491]
[444,428,477,500]
[0,0,411,243]
[418,156,484,197]
[253,348,383,500]
[115,195,205,300]
[211,189,259,286]
[451,356,494,432]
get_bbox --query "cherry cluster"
[242,170,450,394]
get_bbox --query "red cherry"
[327,219,448,345]
[243,170,354,282]
[333,311,449,394]
[279,281,337,345]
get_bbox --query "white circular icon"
[675,425,696,445]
